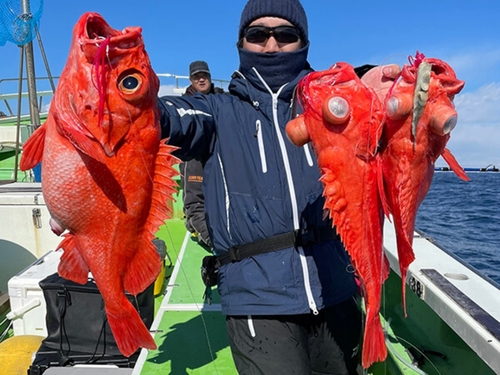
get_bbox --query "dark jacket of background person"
[180,83,224,249]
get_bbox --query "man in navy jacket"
[158,0,399,373]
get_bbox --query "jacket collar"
[229,64,312,104]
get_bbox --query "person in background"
[180,60,224,249]
[184,60,225,96]
[158,0,400,373]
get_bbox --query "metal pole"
[13,47,25,182]
[22,0,41,133]
[35,24,56,93]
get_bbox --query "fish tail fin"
[362,307,388,369]
[144,142,180,238]
[107,297,156,357]
[19,124,46,171]
[57,234,89,284]
[441,148,470,181]
[123,238,161,295]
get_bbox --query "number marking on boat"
[408,273,426,299]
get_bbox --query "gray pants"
[226,298,361,375]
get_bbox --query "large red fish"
[380,53,469,314]
[286,63,389,368]
[20,12,178,356]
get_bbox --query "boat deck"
[135,219,236,374]
[2,182,500,374]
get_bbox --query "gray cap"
[189,60,210,76]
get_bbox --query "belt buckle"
[300,227,319,246]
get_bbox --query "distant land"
[435,165,499,172]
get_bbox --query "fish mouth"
[77,12,142,60]
[84,13,119,40]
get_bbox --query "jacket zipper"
[255,120,267,173]
[270,89,319,316]
[217,153,232,241]
[251,68,319,315]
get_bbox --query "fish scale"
[20,12,179,357]
[286,62,389,368]
[286,55,468,369]
[380,54,469,317]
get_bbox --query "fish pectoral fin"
[441,148,470,182]
[57,234,89,284]
[123,238,161,295]
[19,123,46,171]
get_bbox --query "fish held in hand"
[380,52,468,315]
[286,62,389,368]
[20,12,179,357]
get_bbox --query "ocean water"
[415,171,500,285]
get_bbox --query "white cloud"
[444,82,500,168]
[444,48,500,91]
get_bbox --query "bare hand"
[361,64,401,101]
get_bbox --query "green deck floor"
[137,219,236,375]
[132,216,492,375]
[133,219,423,375]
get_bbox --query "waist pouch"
[29,273,154,372]
[201,226,338,288]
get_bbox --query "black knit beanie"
[238,0,308,45]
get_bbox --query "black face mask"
[238,43,310,92]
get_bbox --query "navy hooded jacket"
[158,66,357,316]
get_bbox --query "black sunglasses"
[243,25,300,44]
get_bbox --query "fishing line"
[390,334,441,375]
[157,227,222,374]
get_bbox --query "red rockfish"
[20,12,178,356]
[380,53,469,315]
[286,63,389,368]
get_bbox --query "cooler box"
[0,182,60,259]
[8,250,62,336]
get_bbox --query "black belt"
[217,226,339,266]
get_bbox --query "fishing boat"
[2,75,500,375]
[2,159,500,375]
[1,6,499,375]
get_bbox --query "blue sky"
[1,0,499,168]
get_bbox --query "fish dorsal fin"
[145,141,180,238]
[123,141,180,295]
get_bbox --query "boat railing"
[0,73,230,117]
[0,77,57,120]
[156,73,230,96]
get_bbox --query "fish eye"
[323,96,350,125]
[118,73,142,94]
